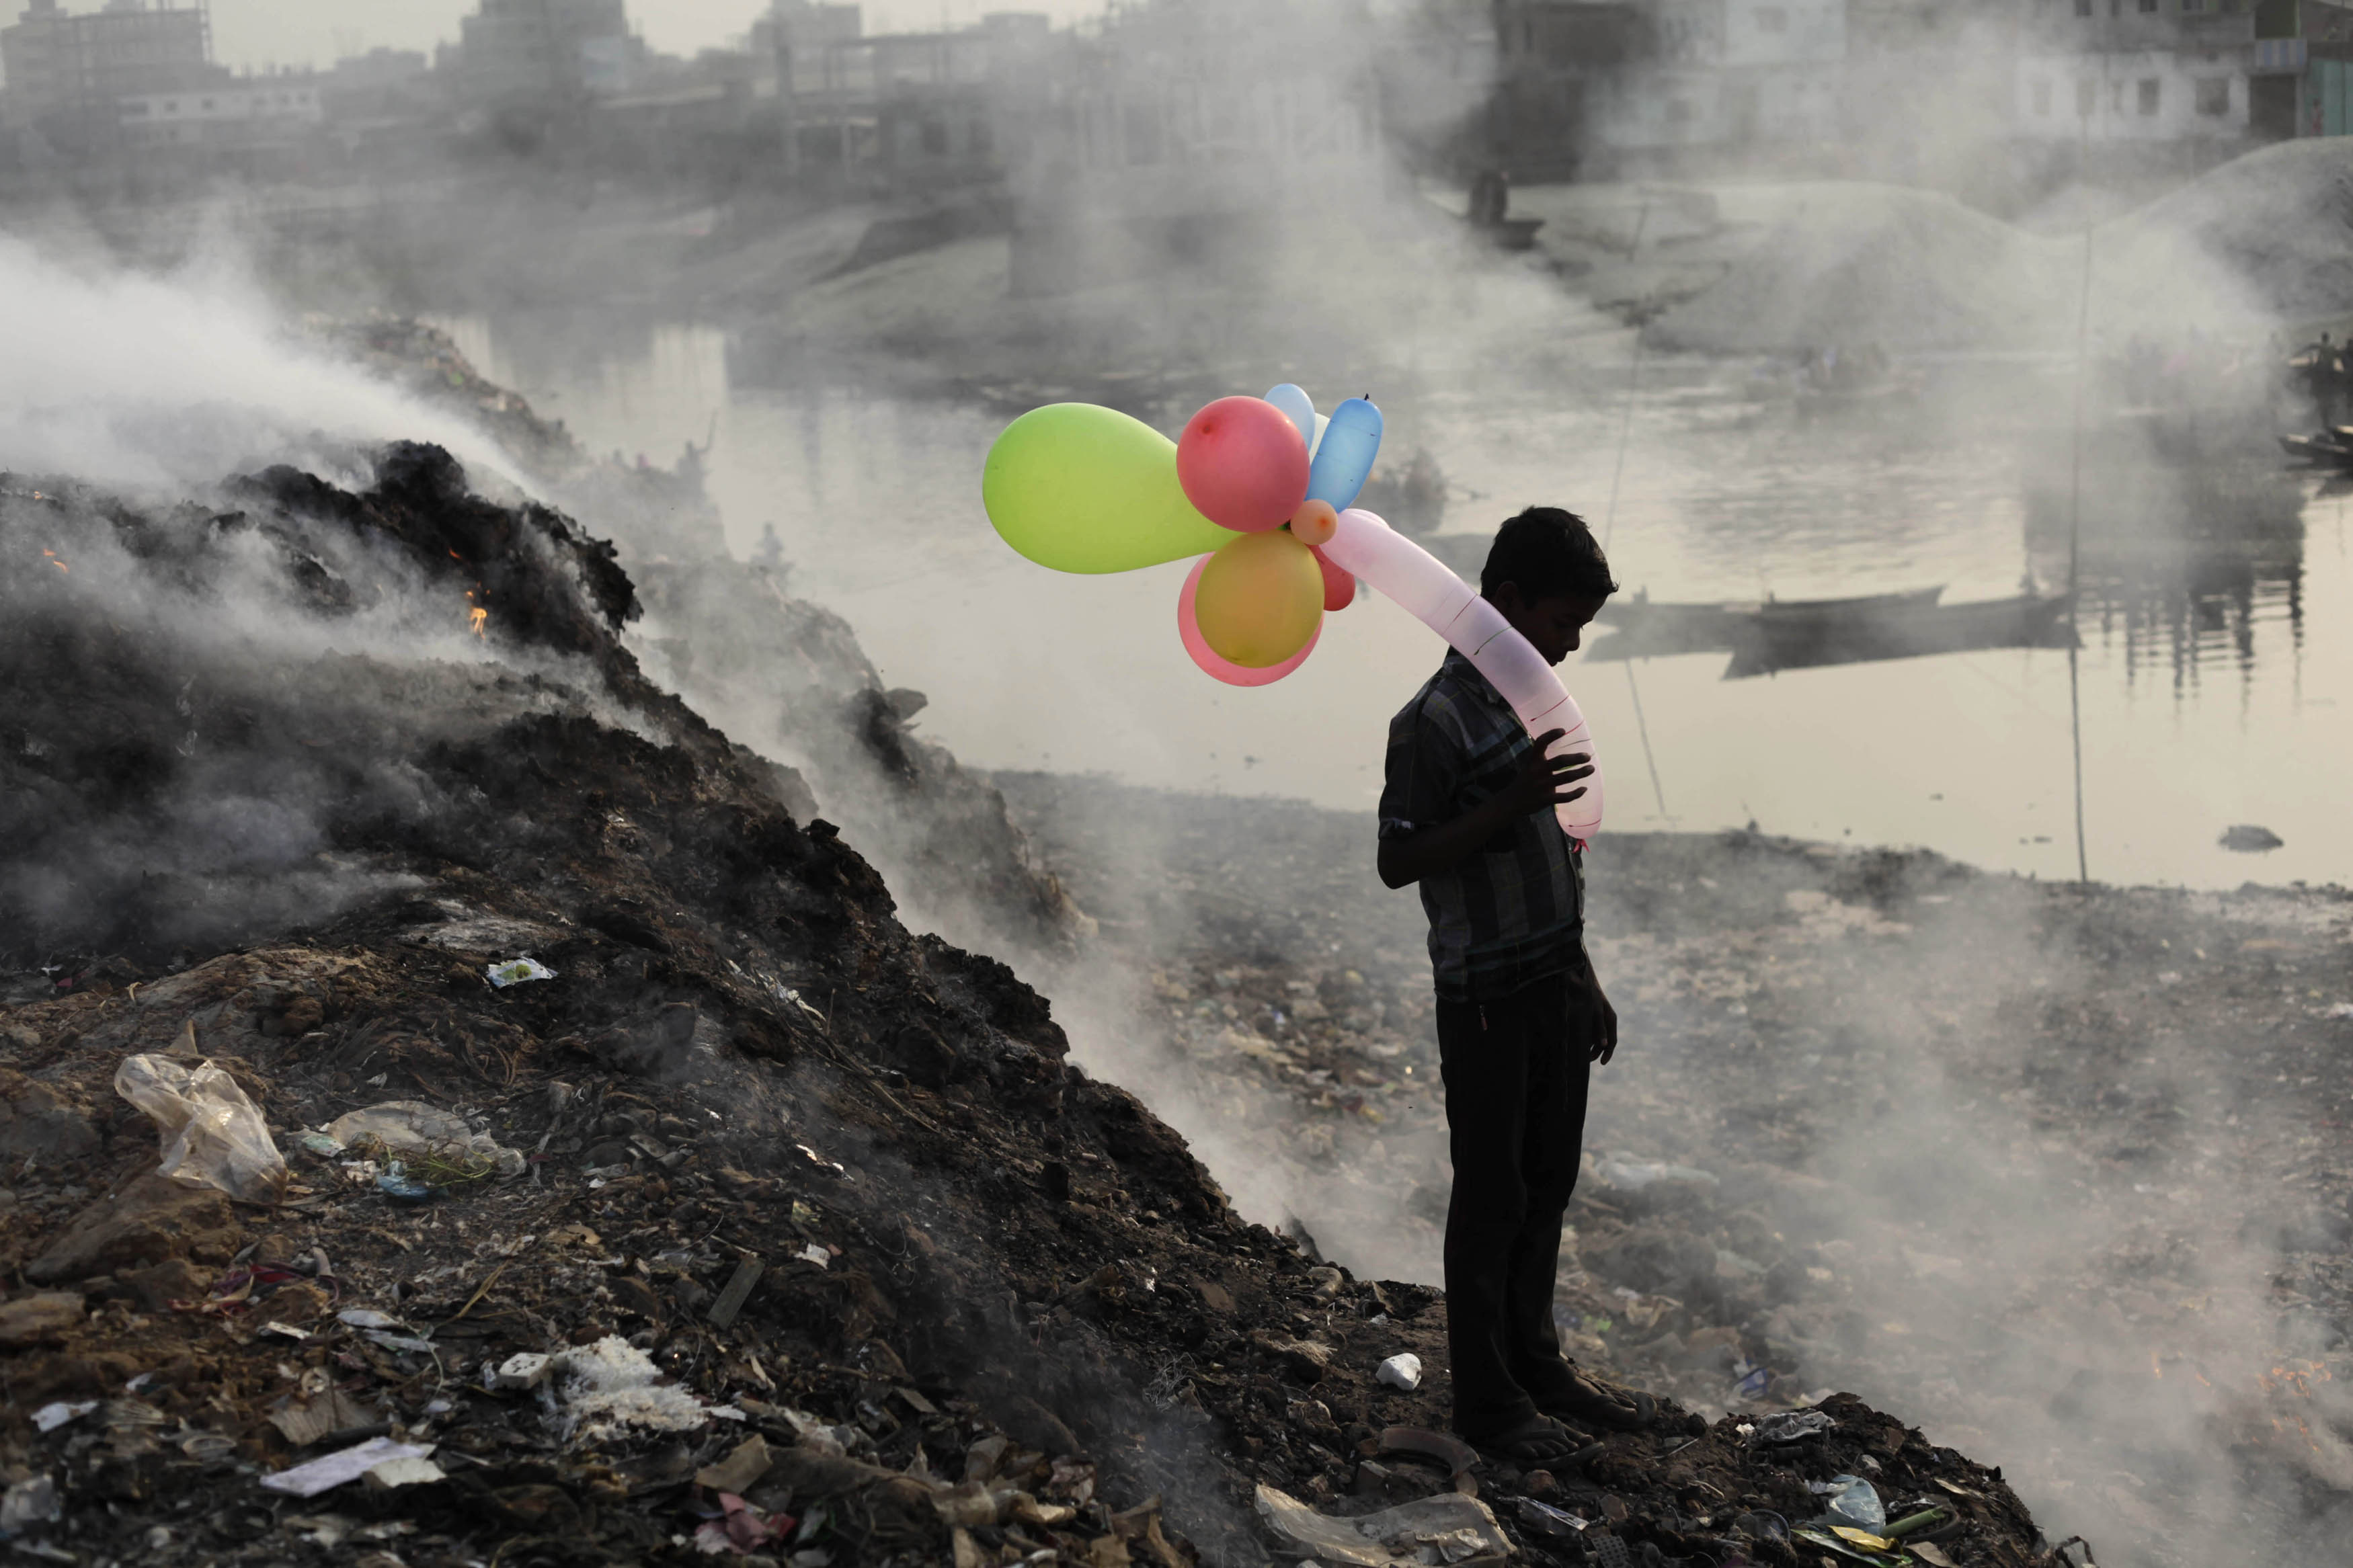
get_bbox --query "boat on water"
[1722,592,2077,679]
[1465,215,1546,251]
[1356,450,1449,538]
[2279,431,2353,467]
[1585,586,1946,661]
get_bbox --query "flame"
[2256,1360,2327,1402]
[42,548,67,575]
[464,588,488,638]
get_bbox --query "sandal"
[1460,1411,1589,1467]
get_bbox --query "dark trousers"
[1435,965,1595,1434]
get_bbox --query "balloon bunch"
[982,388,1605,838]
[984,383,1378,686]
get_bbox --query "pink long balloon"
[1176,552,1321,686]
[1322,509,1604,839]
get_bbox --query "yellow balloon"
[1195,532,1324,667]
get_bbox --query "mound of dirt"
[1646,183,2073,354]
[2108,136,2353,322]
[0,458,2051,1567]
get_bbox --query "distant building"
[1008,0,1386,294]
[326,48,432,97]
[2013,1,2266,147]
[1,0,223,151]
[752,0,864,60]
[2007,0,2353,153]
[119,74,323,150]
[449,0,643,104]
[1486,0,1846,177]
[2262,0,2353,137]
[779,10,1051,188]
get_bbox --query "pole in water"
[1601,201,1669,820]
[1624,662,1669,822]
[1601,202,1654,554]
[2064,108,2095,886]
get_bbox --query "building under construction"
[0,0,224,156]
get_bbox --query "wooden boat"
[1458,211,1546,251]
[2280,432,2353,466]
[1586,586,1945,661]
[1722,592,2076,679]
[1355,451,1449,538]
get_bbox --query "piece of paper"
[260,1438,436,1498]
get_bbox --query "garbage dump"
[995,773,2353,1568]
[0,456,2065,1567]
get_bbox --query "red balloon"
[1312,546,1356,612]
[1176,396,1311,533]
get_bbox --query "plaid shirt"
[1378,650,1585,1002]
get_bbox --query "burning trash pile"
[307,313,725,563]
[0,452,2056,1567]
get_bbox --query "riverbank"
[992,771,2353,1568]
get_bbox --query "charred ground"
[0,455,2050,1568]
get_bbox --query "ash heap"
[0,439,2051,1568]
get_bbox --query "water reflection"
[2023,442,2308,704]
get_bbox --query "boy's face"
[1493,585,1607,665]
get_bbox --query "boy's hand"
[1589,975,1618,1065]
[1501,729,1594,819]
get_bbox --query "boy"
[1375,506,1648,1467]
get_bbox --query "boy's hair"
[1480,507,1619,602]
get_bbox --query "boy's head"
[1480,507,1618,665]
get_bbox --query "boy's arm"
[1377,727,1593,890]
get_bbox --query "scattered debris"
[327,1100,526,1178]
[30,1401,94,1434]
[1375,1352,1423,1392]
[260,1438,439,1498]
[114,1053,287,1202]
[1254,1484,1512,1567]
[553,1334,744,1439]
[1754,1409,1838,1445]
[487,956,557,988]
[374,1162,434,1202]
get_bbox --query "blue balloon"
[1263,384,1316,452]
[1305,397,1382,511]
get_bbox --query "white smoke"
[0,233,524,492]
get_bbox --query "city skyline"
[0,0,1111,77]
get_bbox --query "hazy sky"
[0,1,1111,73]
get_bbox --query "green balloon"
[982,403,1236,574]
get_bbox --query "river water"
[440,315,2350,893]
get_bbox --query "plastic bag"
[326,1100,525,1178]
[114,1054,287,1202]
[1821,1475,1886,1532]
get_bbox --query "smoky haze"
[5,1,2352,1565]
